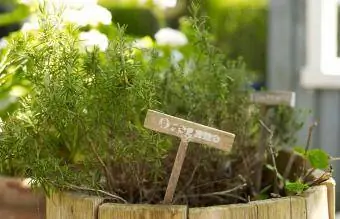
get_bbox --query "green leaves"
[293,146,305,155]
[293,147,330,169]
[307,149,329,169]
[0,4,30,27]
[0,53,30,118]
[285,181,309,194]
[294,147,330,169]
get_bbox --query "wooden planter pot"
[0,176,45,219]
[46,178,335,219]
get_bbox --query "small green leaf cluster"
[285,180,309,194]
[282,147,331,194]
[294,147,330,169]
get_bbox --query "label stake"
[144,109,235,204]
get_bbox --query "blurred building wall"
[267,0,340,210]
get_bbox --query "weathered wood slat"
[255,197,291,219]
[323,179,336,219]
[250,91,296,107]
[189,184,331,219]
[46,192,104,219]
[47,181,333,219]
[189,204,257,219]
[98,203,187,219]
[290,196,307,219]
[303,185,329,219]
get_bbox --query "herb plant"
[0,3,331,208]
[0,8,169,199]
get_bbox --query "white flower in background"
[18,0,34,5]
[138,0,177,8]
[153,0,177,8]
[39,0,98,9]
[154,28,188,47]
[79,29,109,52]
[0,38,8,50]
[21,0,111,28]
[171,49,183,65]
[63,4,112,27]
[21,16,40,32]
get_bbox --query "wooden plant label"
[144,110,235,204]
[144,110,235,152]
[250,91,296,107]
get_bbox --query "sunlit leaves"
[285,180,309,194]
[0,4,30,27]
[293,147,330,170]
[307,149,329,169]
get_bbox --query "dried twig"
[283,152,296,180]
[308,171,332,187]
[65,183,128,203]
[241,150,257,197]
[303,168,316,182]
[88,139,115,193]
[302,122,318,177]
[305,122,318,152]
[255,106,269,193]
[173,162,201,203]
[259,119,279,194]
[181,183,248,202]
[184,162,201,189]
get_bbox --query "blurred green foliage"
[0,4,30,27]
[109,8,160,37]
[0,1,31,117]
[204,0,268,80]
[0,35,30,118]
[99,0,268,80]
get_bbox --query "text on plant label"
[158,117,220,143]
[144,110,235,152]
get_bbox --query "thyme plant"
[0,4,319,207]
[0,9,170,198]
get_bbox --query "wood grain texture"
[46,192,103,219]
[323,178,336,219]
[311,169,336,219]
[98,203,187,219]
[144,110,235,152]
[163,139,189,204]
[189,204,257,219]
[290,196,306,219]
[303,185,329,219]
[46,184,332,219]
[255,197,291,219]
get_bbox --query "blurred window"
[301,0,340,89]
